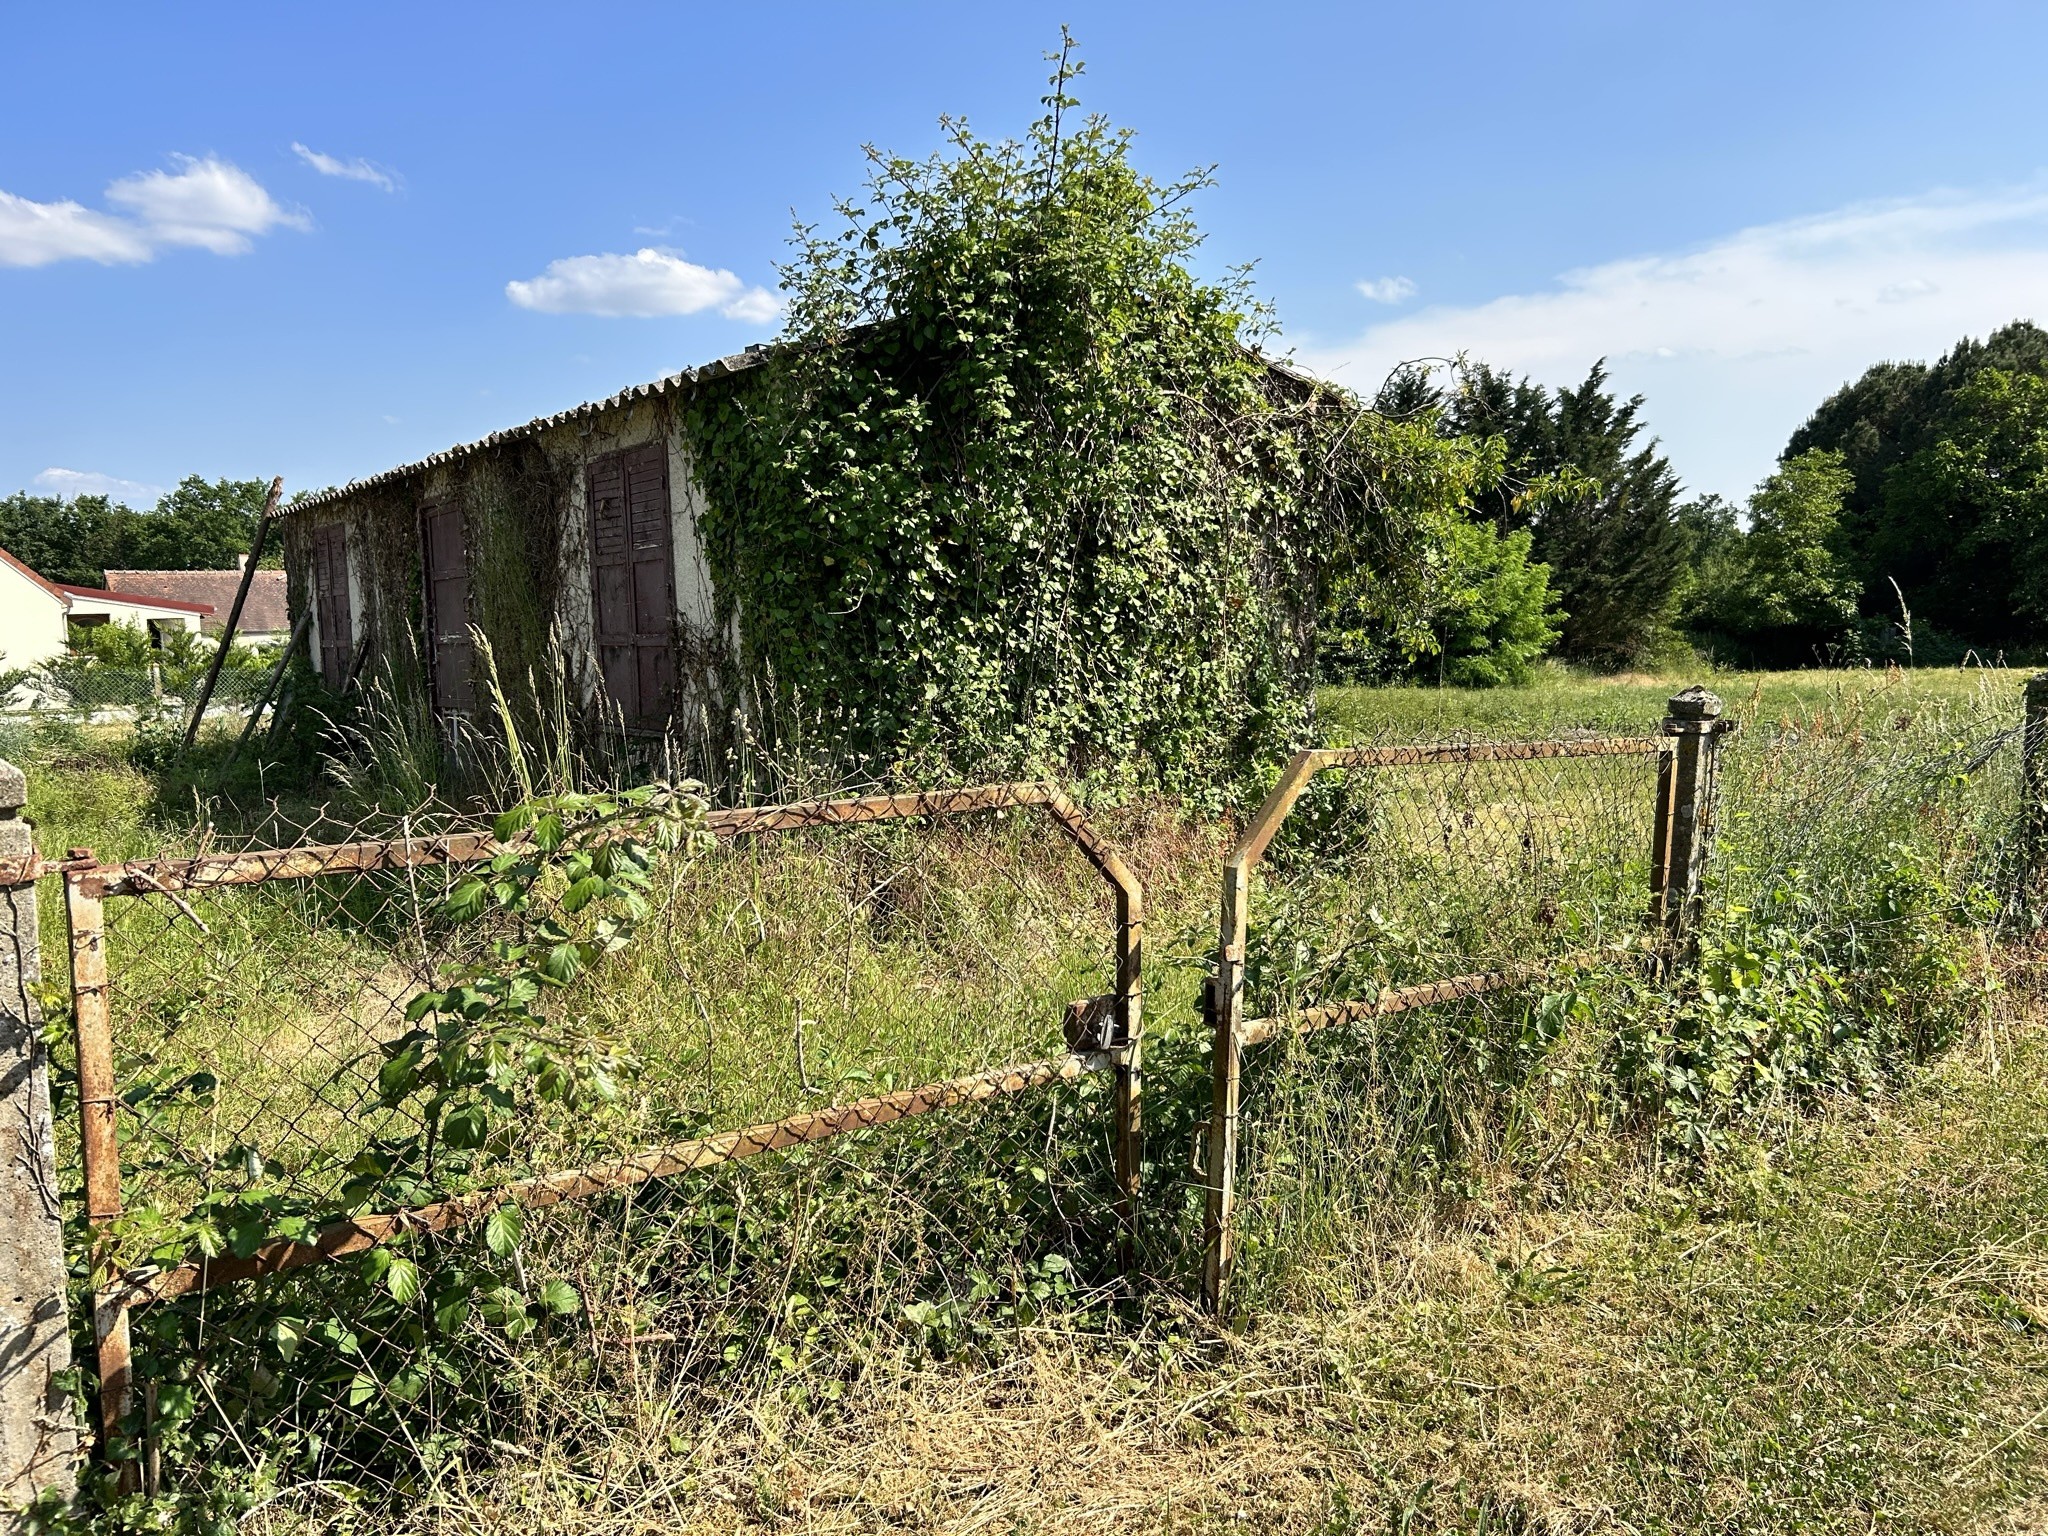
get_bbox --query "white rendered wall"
[0,564,66,668]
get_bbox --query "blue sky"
[7,1,2048,510]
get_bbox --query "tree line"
[1349,319,2048,686]
[0,476,274,588]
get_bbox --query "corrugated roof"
[286,339,1329,517]
[103,569,288,633]
[291,344,775,513]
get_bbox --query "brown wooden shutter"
[588,443,676,722]
[421,504,473,713]
[311,524,352,690]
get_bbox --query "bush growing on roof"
[683,36,1488,795]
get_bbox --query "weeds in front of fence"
[15,670,2038,1532]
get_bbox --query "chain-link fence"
[56,783,1140,1501]
[29,676,2048,1510]
[3,657,275,723]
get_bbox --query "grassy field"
[1317,661,2025,740]
[10,666,2048,1533]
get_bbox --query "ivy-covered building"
[284,328,1369,789]
[284,347,773,733]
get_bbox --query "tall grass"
[13,666,2036,1530]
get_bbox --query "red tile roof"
[100,569,288,633]
[0,544,69,605]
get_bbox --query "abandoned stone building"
[284,347,773,732]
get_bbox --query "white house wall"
[0,563,65,670]
[61,596,203,635]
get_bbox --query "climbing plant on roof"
[684,33,1487,798]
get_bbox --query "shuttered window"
[311,524,353,691]
[421,504,473,713]
[587,443,676,723]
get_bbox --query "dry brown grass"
[234,969,2048,1536]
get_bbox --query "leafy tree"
[1674,492,1743,637]
[1789,320,2048,646]
[1739,450,1858,639]
[1320,473,1561,689]
[0,492,127,586]
[1887,368,2048,643]
[127,476,272,569]
[0,475,271,587]
[1419,518,1561,687]
[684,40,1484,786]
[1427,361,1691,667]
[1685,451,1858,665]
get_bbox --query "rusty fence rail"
[58,780,1141,1486]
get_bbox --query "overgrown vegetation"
[6,39,2047,1534]
[683,42,1494,789]
[9,662,2042,1533]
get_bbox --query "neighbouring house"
[0,545,213,670]
[103,565,290,645]
[282,347,766,725]
[0,547,68,670]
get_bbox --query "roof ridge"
[291,343,777,513]
[56,583,216,614]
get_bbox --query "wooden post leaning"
[61,860,135,1491]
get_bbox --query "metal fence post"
[2021,673,2048,902]
[1199,861,1248,1314]
[0,763,78,1517]
[1655,686,1729,966]
[60,862,132,1490]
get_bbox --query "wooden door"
[421,504,473,713]
[588,443,676,723]
[311,524,353,690]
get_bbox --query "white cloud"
[0,156,304,267]
[505,248,780,321]
[35,468,166,503]
[292,142,397,192]
[105,156,308,254]
[1302,184,2048,500]
[1356,275,1416,304]
[0,191,152,266]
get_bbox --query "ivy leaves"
[684,49,1481,798]
[91,782,710,1517]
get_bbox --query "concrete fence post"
[1653,686,1731,967]
[0,761,77,1519]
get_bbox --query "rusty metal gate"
[1198,692,1730,1310]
